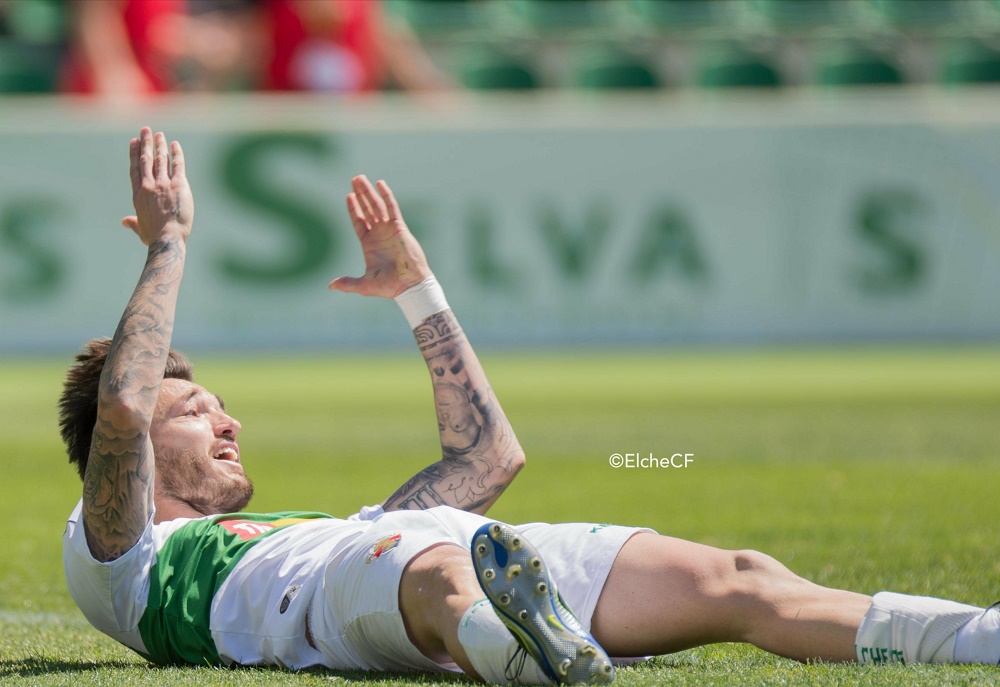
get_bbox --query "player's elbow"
[507,448,526,475]
[97,392,150,430]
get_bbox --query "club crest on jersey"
[365,533,402,564]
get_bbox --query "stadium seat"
[869,0,967,29]
[574,46,661,89]
[627,0,734,31]
[0,42,61,93]
[0,0,66,93]
[940,40,1000,84]
[385,0,495,36]
[458,47,540,89]
[510,0,619,33]
[750,0,857,30]
[816,43,903,86]
[698,44,783,88]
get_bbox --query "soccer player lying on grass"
[61,128,1000,685]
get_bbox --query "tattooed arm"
[83,128,193,562]
[330,175,525,515]
[381,308,524,514]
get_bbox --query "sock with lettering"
[855,592,983,664]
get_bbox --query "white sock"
[954,604,1000,664]
[456,599,552,685]
[855,592,983,664]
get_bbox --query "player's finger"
[154,132,169,179]
[328,276,363,293]
[346,194,369,240]
[139,127,153,179]
[128,137,140,192]
[170,140,185,179]
[362,176,389,221]
[353,175,387,222]
[121,216,140,236]
[351,176,378,223]
[376,180,401,221]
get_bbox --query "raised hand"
[121,127,193,245]
[329,175,432,299]
[82,128,192,561]
[329,176,524,515]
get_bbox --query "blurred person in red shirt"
[62,0,448,97]
[62,0,264,96]
[261,0,451,92]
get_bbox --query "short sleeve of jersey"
[346,504,384,521]
[63,500,157,654]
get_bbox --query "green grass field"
[2,347,1000,686]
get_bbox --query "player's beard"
[156,445,254,515]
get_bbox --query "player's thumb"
[121,216,140,236]
[328,276,363,293]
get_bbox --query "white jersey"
[63,500,387,668]
[65,501,649,672]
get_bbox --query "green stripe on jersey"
[136,511,332,666]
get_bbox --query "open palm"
[329,175,432,299]
[122,127,193,245]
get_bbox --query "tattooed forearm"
[382,309,525,516]
[83,237,186,561]
[384,468,447,510]
[382,457,517,513]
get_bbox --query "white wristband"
[394,275,450,329]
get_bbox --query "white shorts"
[308,506,652,673]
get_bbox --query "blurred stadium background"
[3,0,1000,351]
[4,1,1000,684]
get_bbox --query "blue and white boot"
[471,522,615,684]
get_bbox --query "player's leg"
[400,536,614,685]
[398,543,485,677]
[400,524,1000,680]
[399,542,558,684]
[592,532,1000,666]
[590,532,870,661]
[470,522,615,684]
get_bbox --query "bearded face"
[150,378,254,516]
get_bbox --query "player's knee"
[400,545,483,661]
[732,549,782,575]
[687,549,770,605]
[726,550,805,630]
[438,556,481,604]
[721,550,789,606]
[401,545,478,632]
[426,549,483,621]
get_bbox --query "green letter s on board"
[218,134,336,285]
[855,189,926,295]
[1,197,65,302]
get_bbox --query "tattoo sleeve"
[83,237,186,561]
[382,310,525,515]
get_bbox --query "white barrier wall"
[2,93,1000,351]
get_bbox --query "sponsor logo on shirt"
[218,518,311,541]
[279,584,302,614]
[365,533,402,564]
